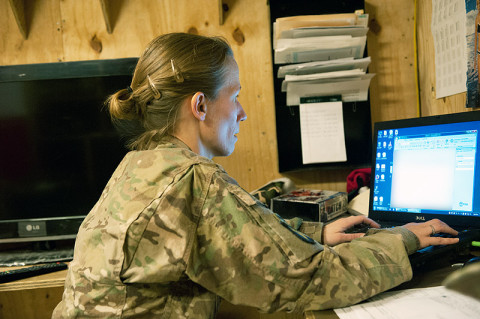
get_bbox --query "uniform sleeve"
[284,218,325,244]
[186,172,414,313]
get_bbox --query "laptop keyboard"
[409,229,480,270]
[345,223,372,234]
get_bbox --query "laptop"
[368,111,480,269]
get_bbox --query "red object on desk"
[347,168,371,193]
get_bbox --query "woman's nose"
[238,104,247,121]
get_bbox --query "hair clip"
[170,59,184,83]
[126,86,133,93]
[147,75,162,99]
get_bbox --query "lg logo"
[18,221,46,237]
[26,224,41,232]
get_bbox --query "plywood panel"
[0,0,64,64]
[58,0,152,60]
[364,0,418,123]
[58,0,172,60]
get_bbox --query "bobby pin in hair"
[170,59,184,83]
[147,75,162,99]
[126,86,133,93]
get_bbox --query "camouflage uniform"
[52,136,419,318]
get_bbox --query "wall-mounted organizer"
[270,0,372,172]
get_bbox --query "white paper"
[431,0,467,98]
[276,35,353,51]
[277,57,371,78]
[300,100,346,164]
[273,12,369,44]
[282,69,366,89]
[280,26,368,40]
[334,286,480,319]
[274,36,366,64]
[286,74,375,105]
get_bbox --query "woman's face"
[201,57,247,158]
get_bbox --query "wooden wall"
[1,0,477,190]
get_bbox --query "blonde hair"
[107,33,234,150]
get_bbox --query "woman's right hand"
[403,219,459,249]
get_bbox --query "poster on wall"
[431,0,467,100]
[466,0,480,107]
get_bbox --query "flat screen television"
[0,58,138,244]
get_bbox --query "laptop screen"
[369,112,480,226]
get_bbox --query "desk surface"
[305,264,460,319]
[0,262,462,319]
[0,264,68,292]
[0,264,67,319]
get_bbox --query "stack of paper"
[273,10,375,105]
[333,286,480,319]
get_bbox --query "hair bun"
[107,88,137,120]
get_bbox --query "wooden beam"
[99,0,113,34]
[218,0,224,25]
[8,0,28,39]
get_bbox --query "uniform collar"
[160,135,194,152]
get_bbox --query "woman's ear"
[191,92,207,121]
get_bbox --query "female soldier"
[53,33,458,318]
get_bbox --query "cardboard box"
[271,189,348,222]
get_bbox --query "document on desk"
[299,97,346,164]
[334,286,480,319]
